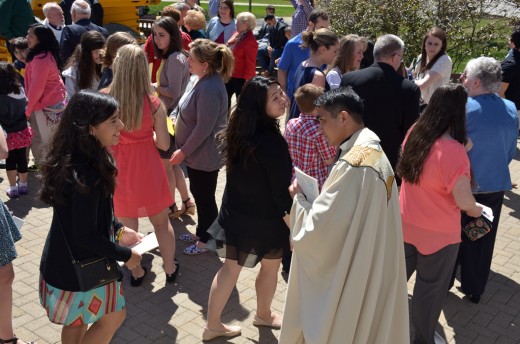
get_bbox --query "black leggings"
[225,77,246,110]
[6,147,28,173]
[186,166,219,243]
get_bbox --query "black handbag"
[462,215,492,241]
[56,215,122,292]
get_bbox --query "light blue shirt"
[206,16,236,44]
[466,94,518,193]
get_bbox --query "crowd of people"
[0,0,519,343]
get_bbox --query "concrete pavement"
[3,137,520,343]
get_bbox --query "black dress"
[208,127,293,267]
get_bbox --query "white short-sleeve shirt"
[415,53,452,104]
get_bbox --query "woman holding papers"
[202,77,292,341]
[38,91,142,344]
[105,45,178,287]
[453,57,519,304]
[397,84,482,344]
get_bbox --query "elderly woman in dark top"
[169,39,234,255]
[452,57,519,303]
[38,91,143,344]
[203,76,291,341]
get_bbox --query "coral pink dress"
[112,95,173,217]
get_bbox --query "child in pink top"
[25,24,67,166]
[284,84,336,189]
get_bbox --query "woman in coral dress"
[105,44,178,286]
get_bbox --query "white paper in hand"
[478,203,494,222]
[118,232,159,266]
[294,167,319,203]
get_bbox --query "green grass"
[148,0,295,18]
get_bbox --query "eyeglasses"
[393,52,403,62]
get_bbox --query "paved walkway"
[4,135,520,343]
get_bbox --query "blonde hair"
[189,39,234,82]
[109,44,152,131]
[330,34,367,74]
[184,9,206,31]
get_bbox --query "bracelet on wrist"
[116,227,124,242]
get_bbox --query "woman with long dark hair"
[24,24,67,167]
[397,84,482,344]
[203,77,291,341]
[38,90,142,344]
[413,27,452,105]
[63,30,106,97]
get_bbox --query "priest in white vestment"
[280,87,410,344]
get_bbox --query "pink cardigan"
[25,52,67,116]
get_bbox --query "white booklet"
[118,232,159,266]
[294,167,319,203]
[478,203,494,222]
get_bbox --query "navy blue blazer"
[341,62,420,171]
[60,18,108,63]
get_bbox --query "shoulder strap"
[53,211,78,263]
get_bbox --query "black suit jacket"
[340,62,420,171]
[60,18,108,63]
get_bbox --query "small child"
[284,83,336,190]
[11,37,29,87]
[0,63,33,198]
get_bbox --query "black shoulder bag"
[55,214,122,292]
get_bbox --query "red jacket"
[229,30,258,80]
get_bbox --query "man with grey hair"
[43,2,65,42]
[174,1,191,27]
[341,34,420,175]
[60,0,108,63]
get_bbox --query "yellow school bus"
[0,0,159,62]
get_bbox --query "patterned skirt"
[39,276,125,326]
[0,202,21,267]
[6,127,33,150]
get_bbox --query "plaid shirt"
[290,0,313,38]
[284,113,336,189]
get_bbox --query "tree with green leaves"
[317,0,517,71]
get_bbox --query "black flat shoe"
[469,294,481,304]
[130,267,147,287]
[166,261,179,283]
